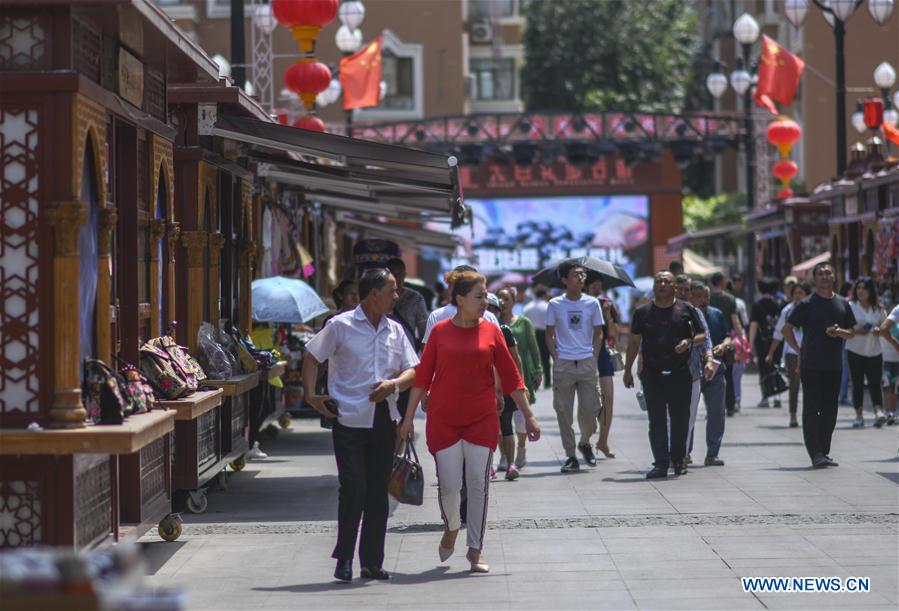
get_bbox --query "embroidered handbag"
[82,359,129,424]
[389,441,424,506]
[119,362,157,414]
[140,338,200,400]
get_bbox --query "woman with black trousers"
[846,277,887,428]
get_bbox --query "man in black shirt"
[749,277,783,408]
[710,272,744,415]
[782,262,856,468]
[624,271,706,479]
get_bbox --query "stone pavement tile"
[624,576,746,600]
[509,590,637,610]
[704,534,824,560]
[757,591,897,609]
[637,597,764,610]
[503,568,623,584]
[601,535,712,557]
[597,525,698,539]
[802,533,899,558]
[612,559,734,581]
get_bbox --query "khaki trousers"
[552,357,603,457]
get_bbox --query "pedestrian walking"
[487,292,524,480]
[782,262,856,468]
[386,257,429,418]
[623,271,706,479]
[766,282,811,427]
[689,281,729,466]
[589,277,621,458]
[497,287,543,470]
[546,260,605,472]
[523,286,552,388]
[710,272,744,415]
[422,265,501,344]
[846,277,887,428]
[399,270,540,574]
[750,277,784,408]
[878,304,899,425]
[679,278,712,466]
[301,268,419,582]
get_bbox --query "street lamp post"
[783,0,896,176]
[334,0,366,136]
[708,12,760,300]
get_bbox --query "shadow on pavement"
[252,567,477,592]
[141,541,188,575]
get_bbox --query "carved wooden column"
[166,221,180,331]
[96,207,118,364]
[180,230,207,353]
[208,232,226,324]
[47,201,89,428]
[148,219,166,336]
[239,240,256,333]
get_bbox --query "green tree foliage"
[682,192,746,233]
[522,0,698,113]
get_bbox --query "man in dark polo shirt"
[782,262,855,468]
[624,271,706,479]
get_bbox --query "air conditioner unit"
[471,21,493,43]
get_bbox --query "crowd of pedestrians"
[299,256,899,582]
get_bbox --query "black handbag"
[389,441,424,506]
[761,366,789,398]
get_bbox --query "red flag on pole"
[884,122,899,145]
[753,35,805,115]
[339,35,382,110]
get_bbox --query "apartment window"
[381,50,414,111]
[471,58,515,101]
[470,0,517,19]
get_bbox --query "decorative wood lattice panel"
[140,435,167,506]
[0,480,41,547]
[231,401,246,438]
[74,456,111,548]
[144,66,166,122]
[0,15,49,70]
[0,107,40,414]
[197,408,219,470]
[72,18,100,84]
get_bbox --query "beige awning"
[791,251,831,278]
[683,249,724,276]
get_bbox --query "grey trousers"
[699,371,727,458]
[552,357,602,457]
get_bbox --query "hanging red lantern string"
[766,117,802,158]
[863,98,884,130]
[772,159,798,186]
[293,115,326,132]
[777,188,794,199]
[284,59,332,111]
[272,0,339,53]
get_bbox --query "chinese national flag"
[340,35,382,110]
[753,35,804,115]
[884,122,899,145]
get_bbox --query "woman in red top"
[399,271,540,574]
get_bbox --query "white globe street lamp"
[784,0,809,27]
[852,101,867,132]
[335,25,363,54]
[253,3,277,34]
[733,13,761,45]
[730,66,753,96]
[894,89,899,112]
[874,61,897,90]
[338,1,366,30]
[830,0,859,21]
[884,106,899,128]
[868,0,896,25]
[706,72,728,99]
[213,54,231,79]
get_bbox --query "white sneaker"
[852,415,865,429]
[515,446,527,469]
[246,441,268,460]
[497,456,508,472]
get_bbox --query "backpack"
[140,336,205,399]
[82,359,129,424]
[119,361,157,414]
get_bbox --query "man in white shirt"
[524,287,552,388]
[546,260,605,472]
[766,281,810,428]
[302,268,419,583]
[878,305,899,424]
[422,265,500,345]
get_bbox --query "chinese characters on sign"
[459,159,637,193]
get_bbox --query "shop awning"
[791,251,831,278]
[683,249,724,276]
[338,216,461,251]
[212,115,465,224]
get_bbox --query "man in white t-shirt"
[546,260,605,472]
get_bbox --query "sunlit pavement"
[142,374,898,610]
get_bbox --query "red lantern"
[272,107,290,125]
[284,59,332,110]
[272,0,339,53]
[772,159,798,186]
[766,117,802,157]
[293,115,326,132]
[777,188,794,199]
[863,97,884,129]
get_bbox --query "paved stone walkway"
[143,375,898,610]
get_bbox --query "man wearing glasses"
[546,260,605,473]
[623,271,706,479]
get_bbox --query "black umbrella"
[532,256,636,290]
